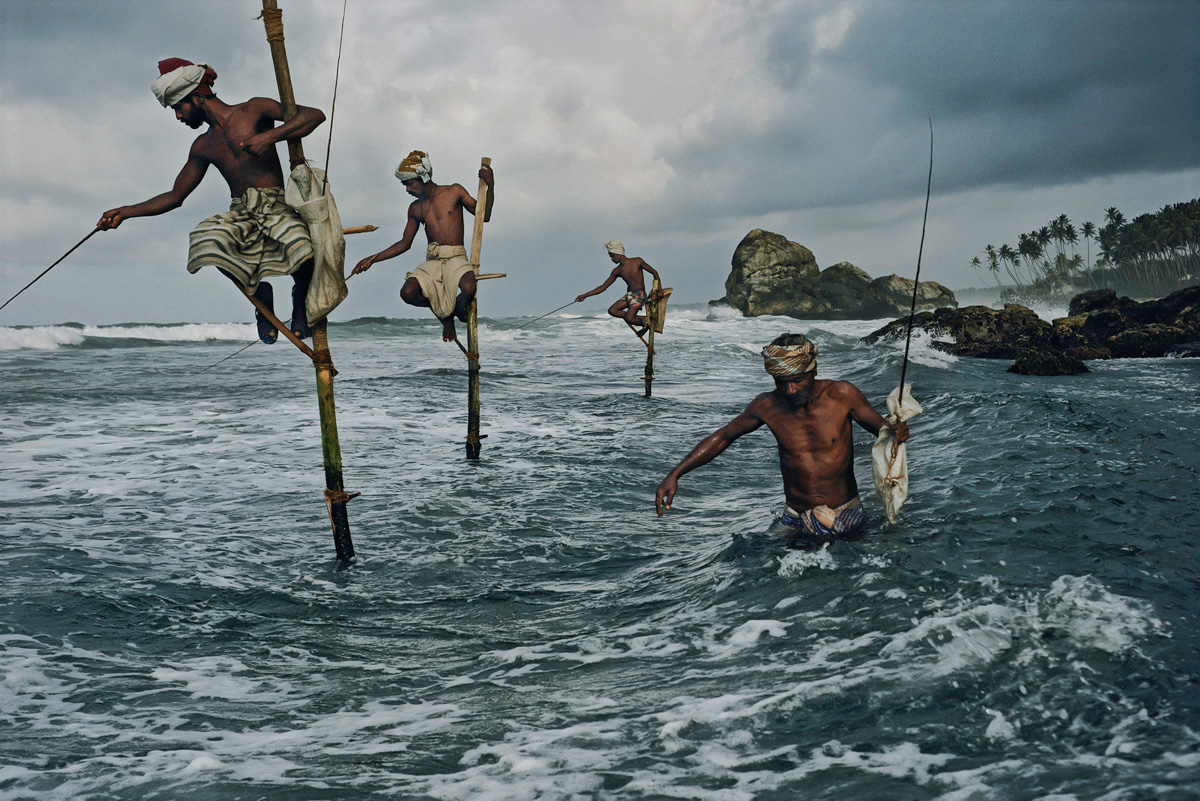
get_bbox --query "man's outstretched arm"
[98,142,209,229]
[576,268,619,302]
[655,408,764,515]
[352,209,420,275]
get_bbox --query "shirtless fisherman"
[655,334,910,541]
[575,241,661,337]
[351,151,495,342]
[98,59,326,343]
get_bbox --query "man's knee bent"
[400,278,425,305]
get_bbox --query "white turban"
[605,240,625,255]
[151,62,214,108]
[395,150,433,183]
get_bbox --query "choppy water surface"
[2,305,1198,800]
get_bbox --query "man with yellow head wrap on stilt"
[655,333,910,543]
[352,150,495,342]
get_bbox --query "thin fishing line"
[898,117,933,396]
[199,315,294,373]
[517,300,578,330]
[320,0,349,196]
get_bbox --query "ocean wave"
[0,323,255,351]
[0,325,86,351]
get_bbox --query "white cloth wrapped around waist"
[407,243,473,319]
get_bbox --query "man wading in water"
[575,241,661,338]
[351,150,496,343]
[655,334,910,541]
[98,59,326,344]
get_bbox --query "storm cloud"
[1,0,1196,325]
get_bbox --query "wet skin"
[655,372,910,516]
[350,167,495,341]
[575,253,661,334]
[96,94,325,339]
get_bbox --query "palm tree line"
[970,198,1199,300]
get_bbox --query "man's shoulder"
[229,97,281,119]
[815,378,866,404]
[745,390,778,414]
[242,96,280,109]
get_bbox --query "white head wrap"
[762,337,818,377]
[151,63,214,108]
[395,150,433,183]
[605,240,625,255]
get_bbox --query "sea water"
[2,305,1198,800]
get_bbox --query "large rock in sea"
[862,274,959,318]
[723,229,819,317]
[861,285,1200,374]
[720,229,957,319]
[817,262,871,318]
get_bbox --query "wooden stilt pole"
[644,278,660,396]
[260,0,354,561]
[465,157,491,460]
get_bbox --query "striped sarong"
[187,187,313,291]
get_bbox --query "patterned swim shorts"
[624,289,647,307]
[780,495,868,538]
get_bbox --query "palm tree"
[998,244,1021,289]
[1081,221,1097,287]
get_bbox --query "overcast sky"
[1,0,1197,325]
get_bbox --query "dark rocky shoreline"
[862,286,1200,375]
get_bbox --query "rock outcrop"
[862,285,1200,375]
[723,230,819,317]
[720,229,957,319]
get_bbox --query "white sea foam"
[0,322,253,350]
[0,325,85,350]
[778,545,837,577]
[81,322,255,342]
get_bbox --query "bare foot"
[441,316,458,342]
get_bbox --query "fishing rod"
[897,117,933,397]
[517,299,577,329]
[319,0,349,196]
[0,227,100,312]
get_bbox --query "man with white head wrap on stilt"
[575,240,661,338]
[655,333,910,542]
[352,150,495,343]
[98,58,328,345]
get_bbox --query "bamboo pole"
[465,157,491,460]
[260,0,354,561]
[644,278,660,396]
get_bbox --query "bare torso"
[615,258,651,293]
[195,99,287,197]
[410,183,472,246]
[748,380,873,510]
